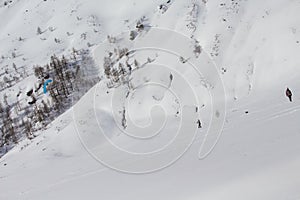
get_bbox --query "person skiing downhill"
[197,119,202,128]
[286,87,293,102]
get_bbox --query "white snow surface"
[1,0,300,199]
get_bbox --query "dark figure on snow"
[286,87,293,102]
[170,73,173,82]
[197,119,202,128]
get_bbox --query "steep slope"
[1,78,300,200]
[1,0,300,199]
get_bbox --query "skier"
[169,73,173,82]
[197,119,202,128]
[286,87,293,102]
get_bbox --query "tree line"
[0,48,100,156]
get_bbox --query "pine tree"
[0,126,5,147]
[0,102,3,115]
[103,56,112,78]
[24,119,33,139]
[3,108,17,144]
[111,68,120,83]
[41,100,50,115]
[65,71,74,91]
[61,55,68,70]
[35,106,44,123]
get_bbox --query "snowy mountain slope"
[1,0,300,199]
[1,84,300,200]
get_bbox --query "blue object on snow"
[43,79,53,94]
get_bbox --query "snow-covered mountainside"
[1,0,300,199]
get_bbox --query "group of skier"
[170,67,294,129]
[195,88,294,129]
